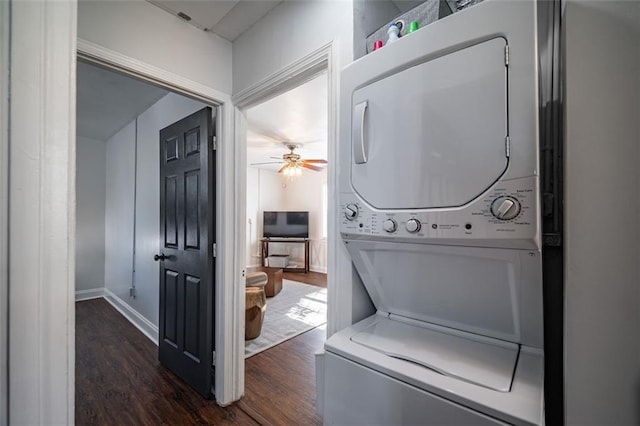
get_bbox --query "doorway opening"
[232,44,335,424]
[244,72,329,358]
[74,58,224,420]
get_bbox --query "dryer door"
[351,37,508,209]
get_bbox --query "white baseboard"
[103,289,159,345]
[75,287,105,302]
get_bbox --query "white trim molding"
[103,289,159,345]
[77,39,230,106]
[75,288,105,302]
[77,38,238,406]
[231,42,335,402]
[232,43,332,109]
[8,0,78,423]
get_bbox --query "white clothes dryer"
[322,0,545,424]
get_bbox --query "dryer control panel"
[340,177,540,250]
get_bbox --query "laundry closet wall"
[104,93,208,339]
[564,1,640,423]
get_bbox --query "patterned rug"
[245,279,327,358]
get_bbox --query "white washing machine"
[322,1,544,424]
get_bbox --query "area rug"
[245,279,327,358]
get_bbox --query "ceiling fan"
[251,143,327,175]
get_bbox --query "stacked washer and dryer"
[322,0,547,424]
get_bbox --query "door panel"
[163,269,179,347]
[351,37,508,209]
[185,127,200,156]
[185,170,200,250]
[164,176,178,247]
[184,275,201,359]
[158,106,215,398]
[165,137,179,162]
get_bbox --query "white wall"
[564,1,640,424]
[76,137,106,292]
[246,167,261,267]
[105,121,136,303]
[105,93,207,328]
[282,169,327,272]
[233,0,353,94]
[246,168,287,267]
[78,0,232,94]
[247,168,328,272]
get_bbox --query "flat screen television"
[263,211,309,238]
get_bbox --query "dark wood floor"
[241,327,325,425]
[76,293,326,425]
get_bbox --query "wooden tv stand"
[260,238,309,273]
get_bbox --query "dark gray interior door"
[157,106,215,398]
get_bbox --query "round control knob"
[490,196,522,221]
[345,203,359,221]
[405,218,421,233]
[382,219,397,233]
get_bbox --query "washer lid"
[351,316,519,392]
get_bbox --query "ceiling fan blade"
[250,161,285,166]
[301,163,323,172]
[303,159,327,164]
[277,164,288,173]
[270,156,283,160]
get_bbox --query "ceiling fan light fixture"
[281,161,303,178]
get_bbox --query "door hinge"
[212,243,217,258]
[212,350,216,366]
[210,135,217,151]
[504,45,510,67]
[505,136,511,158]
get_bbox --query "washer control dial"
[382,219,397,233]
[345,204,359,221]
[405,218,421,233]
[490,196,522,221]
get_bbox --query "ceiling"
[147,0,282,42]
[246,73,328,172]
[146,1,426,42]
[77,61,169,141]
[76,61,327,171]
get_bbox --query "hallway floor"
[76,294,325,425]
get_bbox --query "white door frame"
[230,42,337,400]
[6,1,77,423]
[76,39,239,406]
[0,0,10,423]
